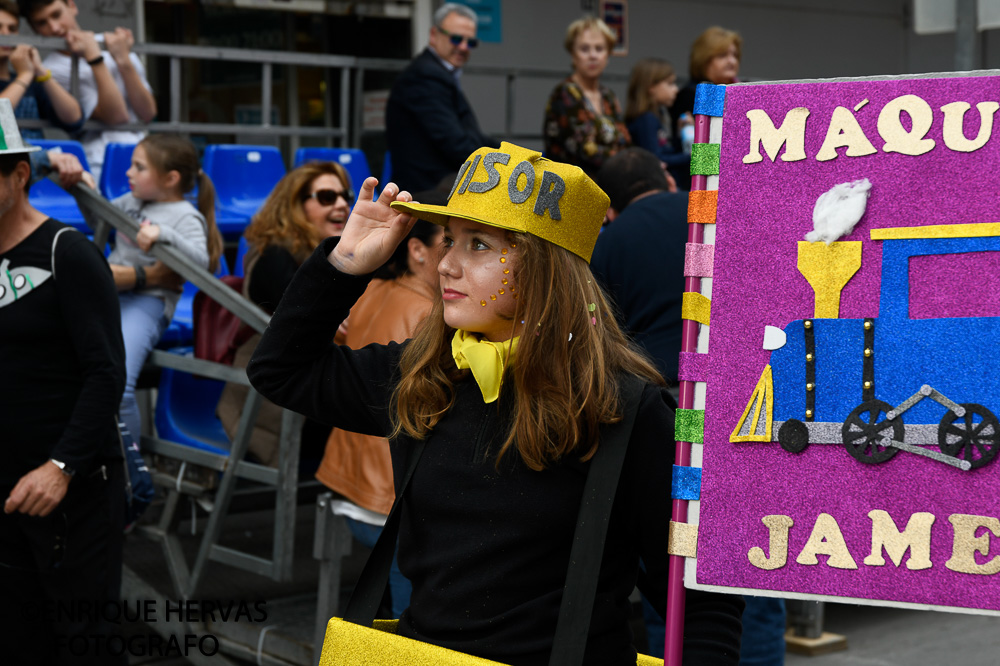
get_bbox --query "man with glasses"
[386,3,496,193]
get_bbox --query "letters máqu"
[748,511,1000,575]
[742,95,1000,164]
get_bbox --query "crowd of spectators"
[0,2,777,662]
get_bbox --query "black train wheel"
[841,400,902,465]
[778,419,809,453]
[939,404,1000,470]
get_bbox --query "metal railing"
[73,182,308,597]
[0,34,626,150]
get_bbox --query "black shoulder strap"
[342,376,648,666]
[548,375,645,666]
[343,437,426,624]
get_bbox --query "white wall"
[73,0,139,36]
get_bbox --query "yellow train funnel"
[797,241,862,319]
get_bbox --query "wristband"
[134,264,147,290]
[86,55,105,67]
[35,70,52,83]
[50,458,75,477]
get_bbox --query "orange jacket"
[315,273,438,514]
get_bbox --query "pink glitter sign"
[686,73,1000,615]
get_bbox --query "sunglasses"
[437,26,478,49]
[305,189,353,206]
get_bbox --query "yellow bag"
[318,617,664,666]
[319,618,509,666]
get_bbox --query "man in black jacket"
[592,147,688,386]
[385,3,496,193]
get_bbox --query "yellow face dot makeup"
[503,269,509,275]
[501,248,508,255]
[502,279,508,285]
[481,300,487,307]
[500,257,506,264]
[490,294,497,301]
[498,288,505,295]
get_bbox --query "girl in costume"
[248,142,743,664]
[106,133,223,443]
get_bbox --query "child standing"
[626,57,690,187]
[106,134,223,443]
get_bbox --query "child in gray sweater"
[104,134,223,442]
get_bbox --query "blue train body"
[733,228,1000,468]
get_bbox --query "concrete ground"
[785,602,1000,666]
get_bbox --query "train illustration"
[731,223,1000,471]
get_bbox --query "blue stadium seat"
[154,347,230,455]
[203,145,285,239]
[234,235,249,278]
[293,147,371,198]
[29,139,91,232]
[98,142,136,201]
[158,254,230,348]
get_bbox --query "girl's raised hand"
[327,177,416,275]
[136,222,161,252]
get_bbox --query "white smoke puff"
[806,178,872,244]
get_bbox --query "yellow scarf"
[451,329,520,403]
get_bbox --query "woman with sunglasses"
[543,15,630,178]
[216,160,355,467]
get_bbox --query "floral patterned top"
[543,77,631,176]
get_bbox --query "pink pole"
[665,113,712,666]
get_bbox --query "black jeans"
[0,461,126,665]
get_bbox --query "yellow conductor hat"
[390,142,609,263]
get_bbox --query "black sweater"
[1,220,125,486]
[247,238,743,664]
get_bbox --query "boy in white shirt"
[18,0,156,179]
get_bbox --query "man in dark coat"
[592,147,688,386]
[385,3,496,193]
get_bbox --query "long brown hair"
[392,228,663,471]
[139,134,224,273]
[626,57,675,122]
[243,161,352,262]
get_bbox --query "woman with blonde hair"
[671,26,742,189]
[543,15,630,177]
[216,160,354,466]
[248,142,743,662]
